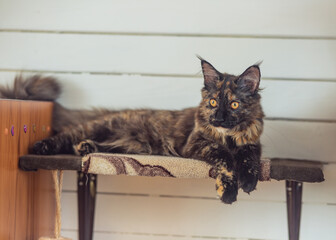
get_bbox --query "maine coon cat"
[0,59,264,204]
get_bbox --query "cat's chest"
[207,127,239,152]
[225,136,238,151]
[210,134,238,151]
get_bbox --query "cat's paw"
[74,140,97,156]
[33,139,59,155]
[239,169,258,193]
[216,174,238,204]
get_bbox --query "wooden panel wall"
[0,100,55,240]
[0,1,335,240]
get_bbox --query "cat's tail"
[0,75,70,133]
[0,75,61,101]
[0,75,113,133]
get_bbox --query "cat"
[0,58,264,204]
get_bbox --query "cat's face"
[198,59,264,131]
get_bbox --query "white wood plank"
[261,80,336,121]
[61,193,336,240]
[60,230,77,240]
[262,120,336,163]
[61,229,261,240]
[0,32,336,79]
[0,0,335,38]
[91,231,257,240]
[301,204,336,240]
[1,72,336,121]
[94,194,288,240]
[62,170,77,191]
[61,192,78,231]
[95,176,287,202]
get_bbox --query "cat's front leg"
[235,144,261,193]
[34,137,99,156]
[33,132,77,155]
[73,140,98,156]
[33,120,108,155]
[215,161,238,204]
[183,140,238,204]
[33,136,64,155]
[33,119,109,155]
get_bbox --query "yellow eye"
[231,101,239,109]
[210,99,217,107]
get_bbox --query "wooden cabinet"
[0,99,56,240]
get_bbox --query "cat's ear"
[200,59,221,90]
[237,65,261,94]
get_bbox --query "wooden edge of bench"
[19,154,82,171]
[19,155,325,183]
[270,158,325,183]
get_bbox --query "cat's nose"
[215,112,226,122]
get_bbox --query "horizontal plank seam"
[61,190,335,205]
[3,96,335,123]
[1,68,335,83]
[1,28,336,41]
[60,228,278,240]
[265,117,336,124]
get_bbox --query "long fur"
[0,60,264,204]
[0,75,115,133]
[0,75,61,101]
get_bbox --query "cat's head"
[197,58,264,135]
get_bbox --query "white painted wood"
[61,192,336,240]
[0,32,336,79]
[60,230,77,240]
[301,204,336,240]
[0,0,335,38]
[61,192,78,232]
[1,72,336,120]
[62,171,77,191]
[261,80,336,121]
[90,231,260,240]
[94,194,288,240]
[262,120,336,163]
[61,229,262,240]
[98,175,286,202]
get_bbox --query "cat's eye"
[209,99,217,107]
[231,101,239,109]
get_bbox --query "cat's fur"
[0,59,264,204]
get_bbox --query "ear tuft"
[237,65,261,94]
[200,59,221,89]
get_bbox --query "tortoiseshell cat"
[0,59,264,203]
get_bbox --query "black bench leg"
[286,180,303,240]
[78,172,97,240]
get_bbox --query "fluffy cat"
[0,59,264,204]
